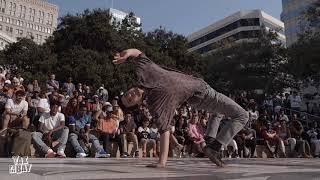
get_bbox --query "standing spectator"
[119,113,139,158]
[311,103,320,116]
[1,90,29,132]
[290,91,302,113]
[32,102,69,158]
[76,83,83,94]
[63,77,75,97]
[46,74,59,92]
[138,119,157,158]
[68,104,110,158]
[235,126,257,158]
[150,122,160,157]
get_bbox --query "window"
[19,29,23,35]
[0,24,2,30]
[9,27,12,33]
[15,29,19,35]
[0,16,2,21]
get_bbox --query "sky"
[48,0,283,36]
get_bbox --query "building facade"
[281,0,318,46]
[187,10,285,55]
[0,0,58,48]
[107,8,141,26]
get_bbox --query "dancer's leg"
[147,130,170,168]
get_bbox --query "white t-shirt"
[39,112,65,133]
[37,98,50,113]
[5,99,28,114]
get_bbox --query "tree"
[203,29,291,93]
[2,38,57,83]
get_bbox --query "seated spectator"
[138,119,157,158]
[1,90,29,132]
[174,113,188,146]
[274,120,296,157]
[27,79,41,94]
[307,122,320,157]
[187,111,206,156]
[87,95,101,113]
[248,105,259,129]
[37,92,50,116]
[150,122,160,157]
[221,139,239,158]
[119,112,139,158]
[112,99,124,122]
[289,119,312,158]
[235,126,257,158]
[64,97,79,118]
[11,77,25,94]
[261,121,286,158]
[276,109,289,123]
[68,104,110,158]
[32,101,69,157]
[95,102,123,157]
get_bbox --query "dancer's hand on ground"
[112,49,142,65]
[146,163,166,168]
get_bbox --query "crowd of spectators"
[0,69,320,159]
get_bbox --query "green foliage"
[203,29,291,93]
[0,9,202,95]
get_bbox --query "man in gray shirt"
[113,48,248,168]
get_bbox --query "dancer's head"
[121,87,144,107]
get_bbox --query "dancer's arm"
[112,49,143,65]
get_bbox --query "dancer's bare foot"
[146,163,166,168]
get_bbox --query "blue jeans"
[68,133,104,154]
[32,127,69,154]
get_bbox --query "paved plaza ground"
[0,158,320,180]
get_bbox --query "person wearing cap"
[1,90,29,132]
[97,86,108,102]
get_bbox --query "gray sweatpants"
[197,85,248,146]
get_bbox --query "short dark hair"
[50,100,60,107]
[15,90,26,97]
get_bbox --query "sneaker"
[95,150,110,158]
[120,153,128,158]
[204,146,225,167]
[45,149,56,158]
[57,151,66,158]
[132,151,140,158]
[76,152,87,158]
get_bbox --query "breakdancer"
[113,48,248,168]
